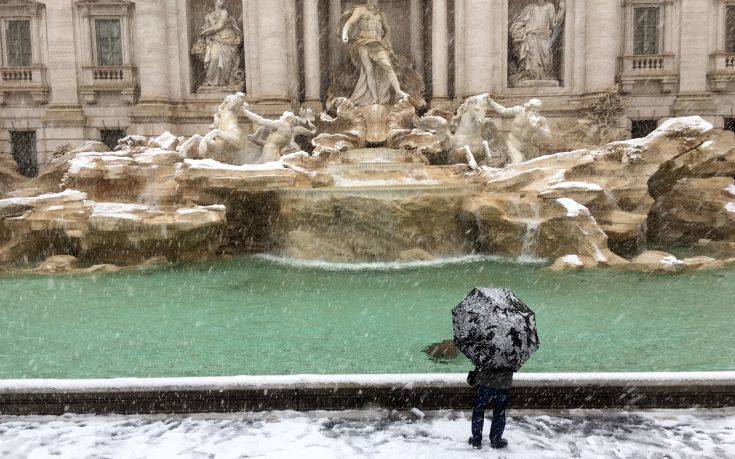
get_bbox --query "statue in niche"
[488,98,552,164]
[192,0,244,88]
[330,0,425,107]
[178,92,317,165]
[508,0,566,87]
[412,94,506,169]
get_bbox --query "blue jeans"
[471,385,509,445]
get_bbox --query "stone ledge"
[0,372,733,415]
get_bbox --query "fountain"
[0,2,734,273]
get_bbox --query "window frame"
[0,1,44,69]
[622,0,676,57]
[94,17,124,67]
[76,0,134,69]
[632,6,662,55]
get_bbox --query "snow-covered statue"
[179,92,316,165]
[179,92,248,164]
[413,94,504,169]
[329,0,425,107]
[489,98,552,164]
[509,0,565,86]
[193,0,244,87]
[242,105,317,163]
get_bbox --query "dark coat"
[467,368,514,389]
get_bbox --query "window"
[5,20,31,67]
[727,6,735,53]
[725,118,735,133]
[100,129,125,151]
[631,120,658,139]
[11,131,37,178]
[95,19,123,66]
[633,7,660,55]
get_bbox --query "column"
[431,0,449,105]
[463,0,494,94]
[585,0,621,93]
[42,1,85,159]
[454,0,465,98]
[679,0,709,93]
[329,0,343,68]
[256,0,290,108]
[45,2,80,107]
[303,0,322,108]
[410,0,424,71]
[243,0,260,96]
[134,0,170,103]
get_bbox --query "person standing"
[452,288,539,452]
[467,367,513,450]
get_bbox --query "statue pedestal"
[513,79,560,89]
[196,85,244,95]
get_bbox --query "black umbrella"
[452,287,539,372]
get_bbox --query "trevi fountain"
[0,0,734,378]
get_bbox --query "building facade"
[2,0,735,175]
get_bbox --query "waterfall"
[519,201,542,262]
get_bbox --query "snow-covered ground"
[1,409,733,459]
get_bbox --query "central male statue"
[341,0,410,106]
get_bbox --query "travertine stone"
[134,0,170,103]
[431,0,449,103]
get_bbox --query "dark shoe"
[468,437,482,450]
[491,439,508,449]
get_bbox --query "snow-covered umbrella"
[452,287,539,371]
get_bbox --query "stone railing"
[0,65,50,105]
[708,52,735,92]
[80,65,138,104]
[618,54,677,93]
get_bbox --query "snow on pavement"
[1,409,733,459]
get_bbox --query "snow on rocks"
[625,251,688,274]
[0,189,87,210]
[555,198,591,218]
[725,184,735,198]
[548,254,587,271]
[657,116,714,136]
[726,202,735,214]
[183,158,284,171]
[0,186,227,267]
[148,131,180,151]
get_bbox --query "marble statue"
[243,106,317,163]
[509,0,565,86]
[340,0,410,105]
[178,93,316,165]
[413,94,505,169]
[179,92,248,163]
[489,98,552,164]
[311,97,367,157]
[327,0,426,107]
[195,0,244,87]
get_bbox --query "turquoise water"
[0,256,734,379]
